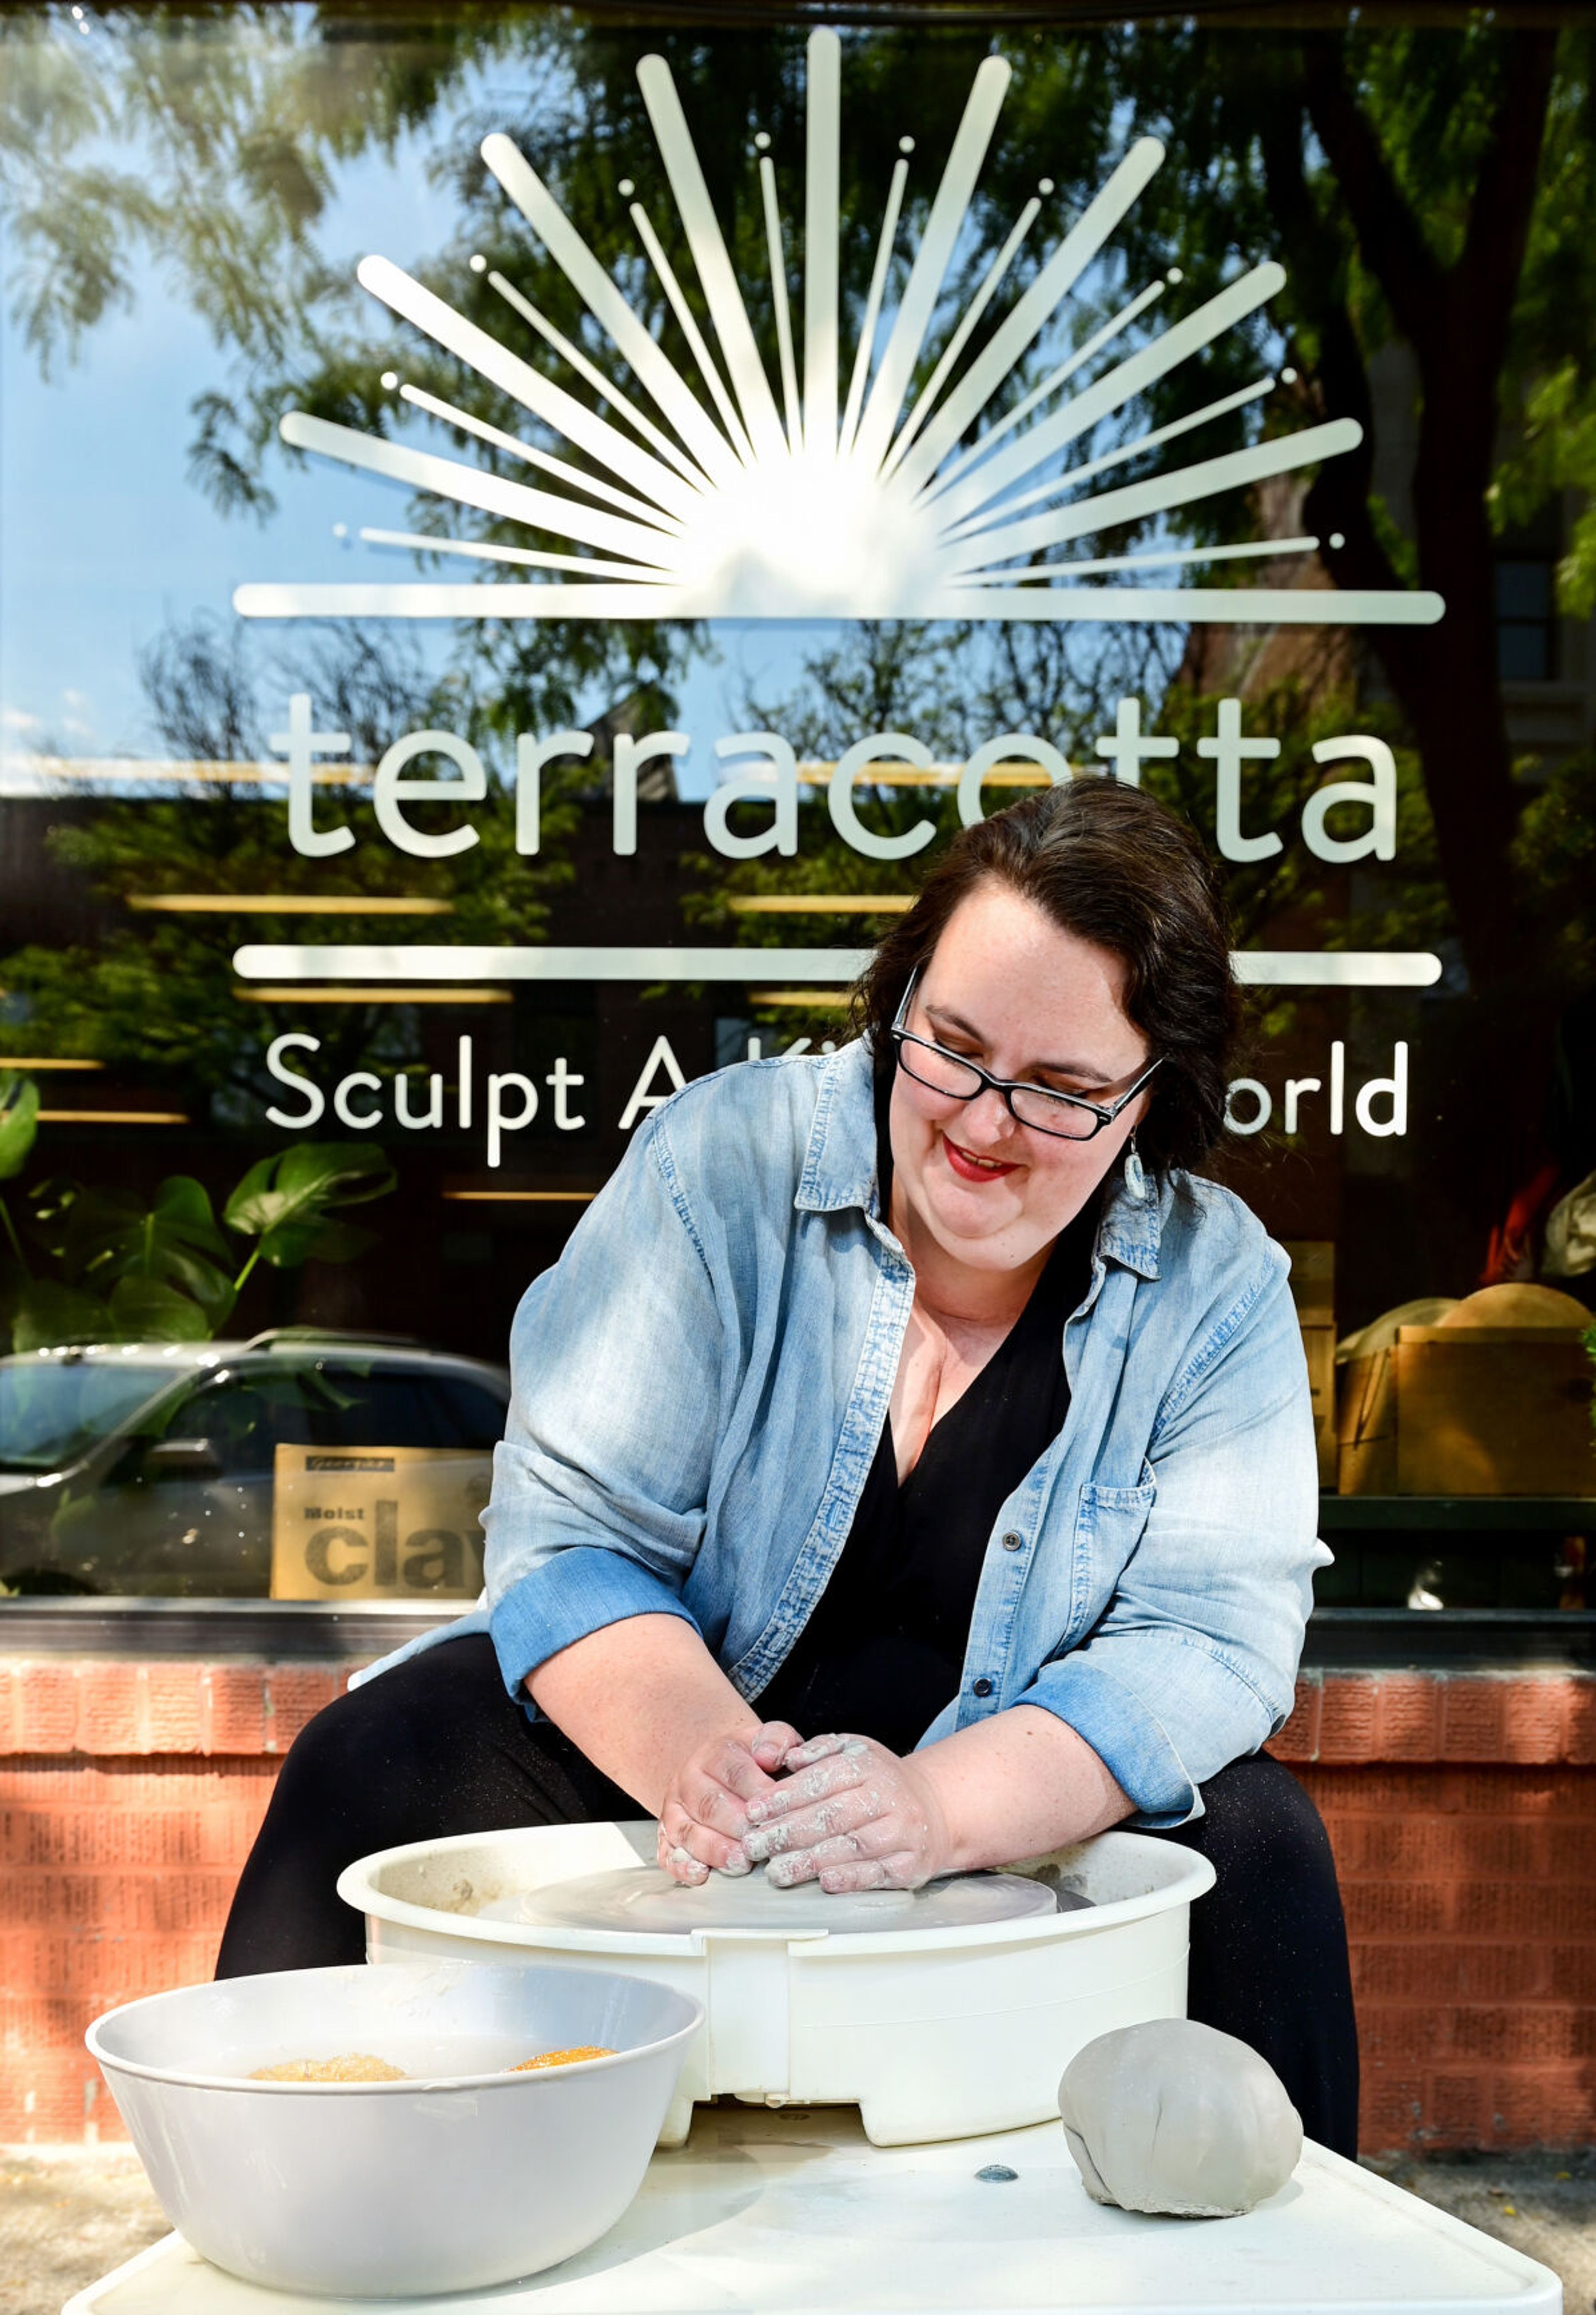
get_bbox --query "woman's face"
[887,881,1153,1280]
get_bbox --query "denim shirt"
[372,1037,1328,1828]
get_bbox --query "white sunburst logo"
[233,32,1443,631]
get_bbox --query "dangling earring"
[1123,1127,1147,1202]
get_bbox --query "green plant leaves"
[1,1139,397,1351]
[106,1274,214,1344]
[0,1075,39,1184]
[224,1143,397,1271]
[11,1281,111,1354]
[9,1272,213,1352]
[45,1175,237,1329]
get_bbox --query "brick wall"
[0,1661,349,2143]
[1,1656,1592,2150]
[1274,1670,1596,2152]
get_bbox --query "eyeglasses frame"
[887,969,1161,1144]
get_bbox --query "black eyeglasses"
[888,972,1160,1144]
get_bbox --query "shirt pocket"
[1073,1471,1157,1558]
[1057,1472,1158,1643]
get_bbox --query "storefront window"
[1,4,1593,1614]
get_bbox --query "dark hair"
[853,780,1240,1177]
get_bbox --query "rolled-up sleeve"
[483,1106,723,1702]
[1022,1251,1328,1827]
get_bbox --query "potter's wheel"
[343,1820,1214,2148]
[476,1864,1068,1937]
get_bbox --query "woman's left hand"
[739,1733,954,1891]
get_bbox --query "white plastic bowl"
[86,1960,703,2299]
[341,1822,1215,2149]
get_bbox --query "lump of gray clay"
[1059,2019,1302,2218]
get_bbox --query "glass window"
[2,1356,502,1599]
[1496,557,1558,681]
[1,2,1593,1627]
[0,1356,202,1474]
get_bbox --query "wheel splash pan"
[339,1820,1214,2148]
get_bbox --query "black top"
[758,1111,1098,1756]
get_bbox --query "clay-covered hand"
[739,1732,954,1891]
[655,1721,803,1884]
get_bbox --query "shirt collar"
[796,1036,1162,1280]
[796,1038,882,1218]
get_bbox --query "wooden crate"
[1337,1348,1397,1496]
[1393,1326,1596,1497]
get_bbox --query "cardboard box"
[1393,1326,1596,1497]
[270,1445,490,1600]
[1282,1240,1337,1489]
[1336,1347,1397,1496]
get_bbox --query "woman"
[218,779,1357,2151]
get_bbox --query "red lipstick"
[943,1136,1020,1183]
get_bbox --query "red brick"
[1501,1679,1572,1765]
[1489,2066,1596,2147]
[1422,1763,1592,1815]
[1271,1680,1320,1762]
[1352,1943,1549,2003]
[1543,1819,1596,1877]
[202,1666,266,1753]
[76,1664,143,1755]
[1317,1675,1379,1763]
[1452,2003,1596,2065]
[4,1871,104,1928]
[263,1667,337,1751]
[1453,1881,1593,1938]
[1459,1945,1554,2002]
[1331,1811,1552,1881]
[1447,1817,1552,1878]
[1299,1763,1428,1814]
[1424,2071,1489,2143]
[1343,1882,1449,1940]
[1407,1815,1547,1879]
[1326,1815,1409,1875]
[1375,1675,1443,1762]
[142,1664,203,1753]
[1359,2069,1426,2152]
[1352,1945,1461,2000]
[1569,1683,1596,1768]
[0,1663,21,1752]
[0,2050,130,2144]
[1546,1945,1596,2002]
[1359,2003,1460,2064]
[16,1662,80,1752]
[1440,1678,1507,1760]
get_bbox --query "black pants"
[216,1634,1360,2156]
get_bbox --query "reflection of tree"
[1231,30,1564,989]
[696,614,1434,952]
[3,9,1593,1233]
[140,618,262,764]
[0,615,591,1117]
[1515,754,1596,991]
[735,625,972,764]
[0,7,498,460]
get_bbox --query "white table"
[66,2104,1561,2315]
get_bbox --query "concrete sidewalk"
[2,2143,1592,2314]
[0,2150,167,2315]
[1363,2148,1596,2304]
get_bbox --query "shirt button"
[1000,1531,1023,1552]
[973,1677,994,1699]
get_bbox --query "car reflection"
[0,1332,507,1600]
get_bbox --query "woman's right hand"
[655,1721,803,1884]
